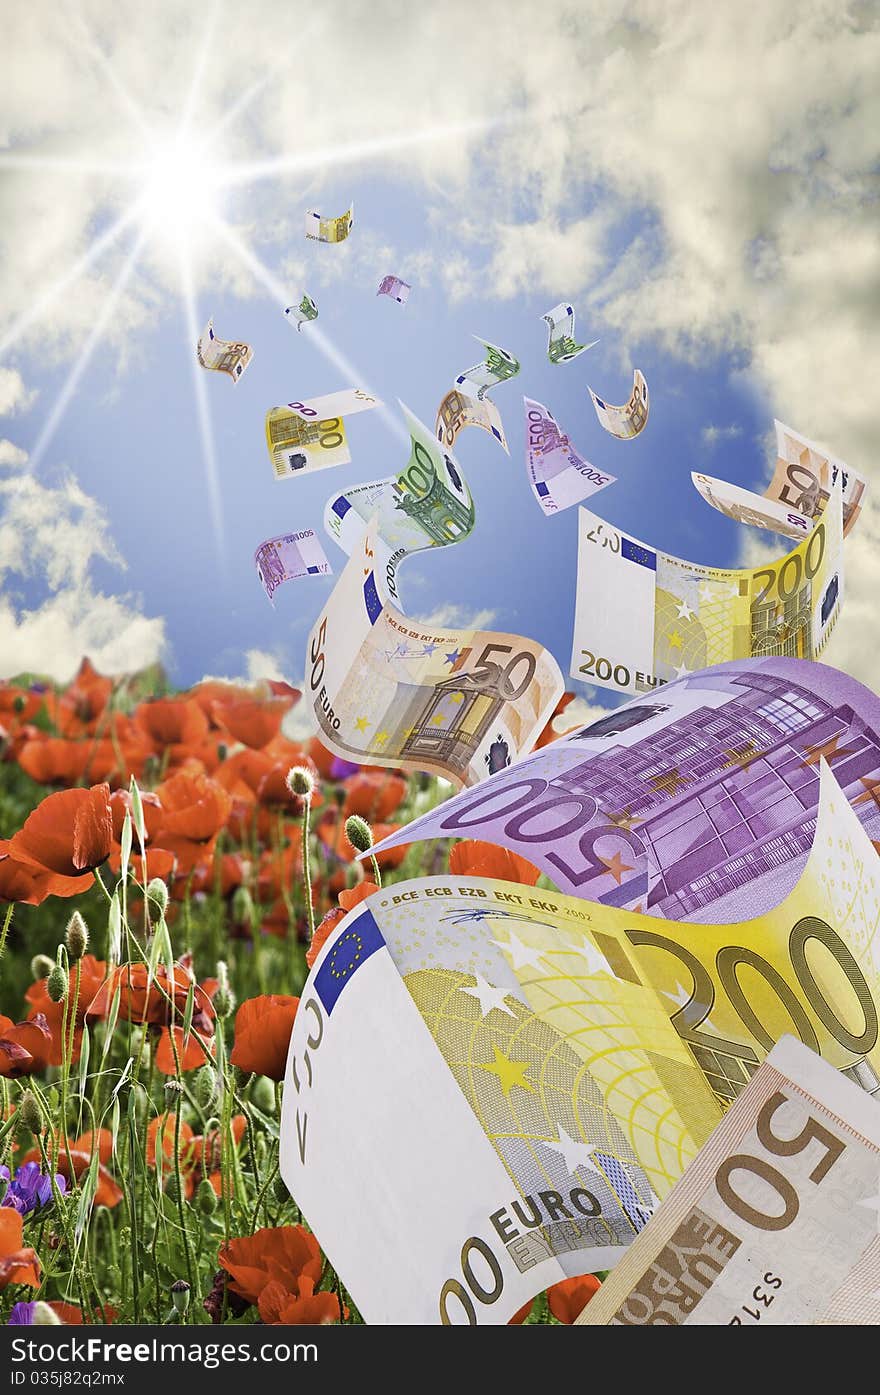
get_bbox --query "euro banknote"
[767,419,866,538]
[377,274,411,304]
[284,295,318,330]
[324,405,474,605]
[254,529,332,605]
[589,369,649,440]
[692,473,812,541]
[305,204,353,243]
[196,318,253,383]
[367,655,880,923]
[578,1036,880,1326]
[305,518,563,785]
[570,473,843,696]
[435,389,509,455]
[524,397,616,515]
[455,338,520,400]
[264,406,350,480]
[288,388,381,421]
[279,876,663,1324]
[541,303,598,364]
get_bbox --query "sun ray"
[178,244,226,559]
[65,4,157,143]
[177,1,221,142]
[208,215,409,445]
[27,223,151,474]
[0,153,141,178]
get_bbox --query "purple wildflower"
[7,1303,36,1325]
[0,1161,66,1216]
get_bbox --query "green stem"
[0,902,14,967]
[301,800,315,940]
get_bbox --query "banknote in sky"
[305,518,563,785]
[288,388,381,422]
[368,654,880,922]
[454,337,520,400]
[767,419,866,538]
[692,473,812,541]
[579,1036,880,1326]
[524,396,616,515]
[254,529,332,605]
[196,318,253,383]
[305,203,353,243]
[589,369,649,440]
[377,274,411,304]
[435,388,509,455]
[264,406,350,480]
[570,472,843,695]
[284,294,318,331]
[324,404,474,606]
[541,302,599,364]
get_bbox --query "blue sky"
[0,3,875,723]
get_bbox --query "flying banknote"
[305,204,353,243]
[196,318,253,383]
[524,397,615,515]
[435,388,509,455]
[254,529,332,605]
[569,473,843,695]
[377,275,411,304]
[589,369,649,440]
[692,473,813,541]
[265,405,350,480]
[288,388,381,422]
[541,302,599,364]
[284,295,319,331]
[455,338,520,400]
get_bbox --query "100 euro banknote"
[455,337,520,400]
[570,473,843,696]
[541,302,598,364]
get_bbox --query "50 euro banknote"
[570,473,843,697]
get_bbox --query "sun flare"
[139,134,225,247]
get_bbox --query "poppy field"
[0,659,594,1326]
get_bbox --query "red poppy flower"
[108,789,164,849]
[342,772,407,822]
[0,1014,52,1077]
[256,835,303,901]
[186,680,261,725]
[50,658,114,738]
[218,1224,322,1306]
[154,1024,216,1073]
[153,770,231,843]
[211,694,298,750]
[0,1209,41,1289]
[508,1298,534,1325]
[0,842,92,905]
[448,839,541,886]
[25,954,107,1065]
[338,881,379,912]
[147,1113,246,1197]
[10,783,113,879]
[46,1301,118,1325]
[86,962,215,1033]
[134,698,209,755]
[306,909,345,969]
[16,737,93,787]
[257,762,322,813]
[0,684,43,727]
[546,1273,602,1324]
[214,749,275,802]
[230,995,298,1081]
[258,1275,341,1325]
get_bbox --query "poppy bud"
[286,765,314,798]
[163,1079,184,1107]
[65,911,89,961]
[344,814,373,853]
[31,1302,62,1326]
[46,964,68,1003]
[249,1074,275,1113]
[147,879,169,915]
[170,1280,191,1315]
[194,1065,217,1109]
[214,986,235,1020]
[31,953,54,980]
[18,1090,42,1136]
[196,1179,218,1216]
[231,886,253,924]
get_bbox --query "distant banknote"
[377,274,411,304]
[541,303,599,365]
[280,876,661,1324]
[196,318,253,383]
[324,405,474,605]
[579,1036,880,1326]
[767,419,866,538]
[692,473,812,541]
[435,388,509,455]
[589,370,649,440]
[455,338,520,400]
[284,295,318,331]
[524,397,616,515]
[305,204,353,243]
[305,518,563,785]
[254,529,332,604]
[289,388,381,422]
[570,473,843,696]
[368,654,880,924]
[265,406,350,480]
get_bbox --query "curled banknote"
[579,1036,880,1326]
[196,318,253,383]
[435,388,509,455]
[570,472,843,695]
[254,529,332,605]
[305,518,563,785]
[377,274,411,304]
[589,369,649,440]
[692,473,812,541]
[324,404,474,607]
[305,204,353,243]
[767,419,866,538]
[524,396,616,515]
[541,302,599,364]
[454,337,520,400]
[368,654,880,922]
[284,295,318,331]
[288,388,381,422]
[265,406,350,480]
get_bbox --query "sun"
[139,134,225,248]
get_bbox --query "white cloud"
[701,424,743,448]
[0,439,28,467]
[418,603,498,631]
[0,367,36,416]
